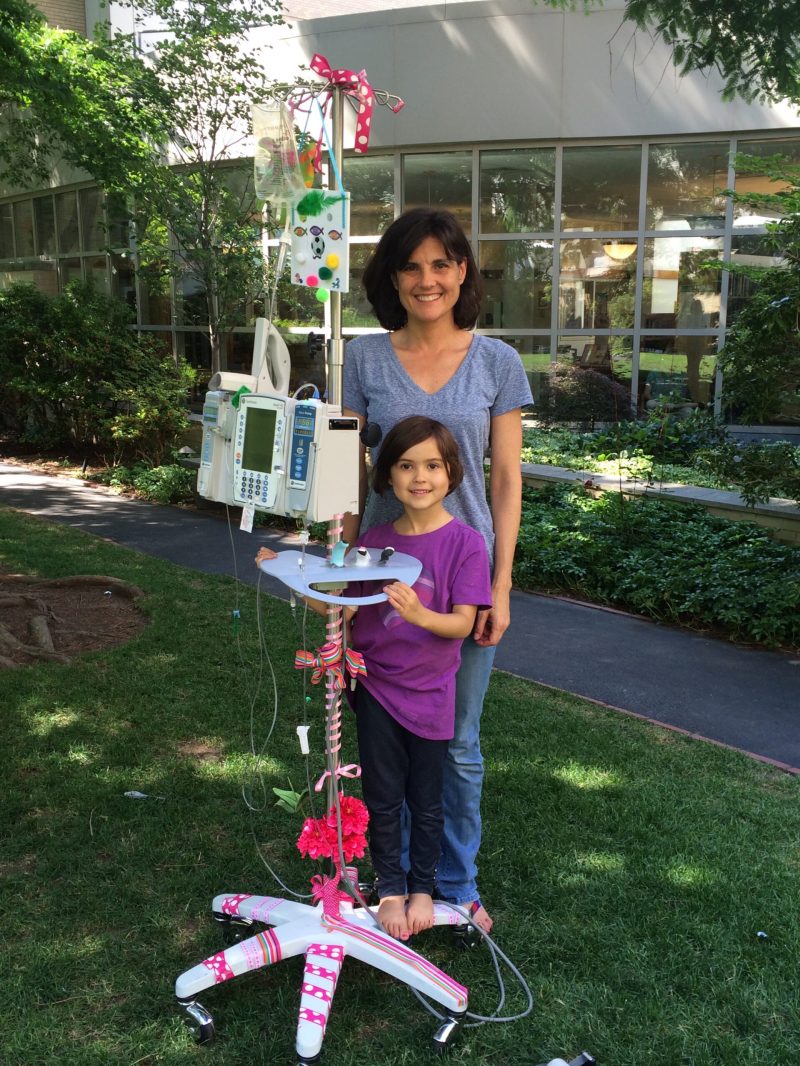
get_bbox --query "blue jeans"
[436,639,496,904]
[397,640,498,904]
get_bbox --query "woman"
[343,207,532,932]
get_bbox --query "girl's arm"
[383,582,477,640]
[473,408,523,647]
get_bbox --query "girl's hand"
[255,546,278,568]
[383,581,426,626]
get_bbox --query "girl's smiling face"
[389,436,451,514]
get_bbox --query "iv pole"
[174,80,470,1066]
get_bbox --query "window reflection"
[562,145,641,232]
[479,148,555,233]
[34,197,56,257]
[80,187,105,251]
[556,334,633,393]
[733,138,800,226]
[727,235,788,325]
[479,240,552,329]
[403,152,472,232]
[0,203,13,258]
[56,192,80,254]
[343,244,377,326]
[13,201,34,257]
[559,238,637,329]
[647,142,728,230]
[639,335,717,409]
[642,237,722,329]
[346,156,394,237]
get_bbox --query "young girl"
[256,416,491,942]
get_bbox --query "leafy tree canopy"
[545,0,800,105]
[0,0,169,191]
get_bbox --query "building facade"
[3,0,799,423]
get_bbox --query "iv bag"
[252,101,305,205]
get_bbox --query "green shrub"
[0,280,195,464]
[514,483,800,648]
[535,364,635,428]
[697,438,800,505]
[583,409,729,465]
[95,460,196,504]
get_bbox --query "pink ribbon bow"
[314,763,361,794]
[294,642,367,692]
[310,53,376,155]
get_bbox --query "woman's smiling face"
[393,236,467,328]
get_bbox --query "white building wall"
[259,0,799,151]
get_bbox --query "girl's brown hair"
[372,416,464,497]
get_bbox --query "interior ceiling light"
[602,240,637,261]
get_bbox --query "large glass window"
[647,142,728,230]
[343,244,377,327]
[403,152,472,232]
[733,137,800,227]
[642,237,723,330]
[562,145,641,232]
[479,148,555,233]
[347,155,394,236]
[0,203,13,258]
[639,336,717,410]
[479,240,552,329]
[13,201,34,257]
[56,191,80,254]
[559,238,637,330]
[34,197,56,257]
[80,187,105,251]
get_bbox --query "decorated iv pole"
[174,60,472,1066]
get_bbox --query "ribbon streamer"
[309,53,377,155]
[295,642,367,692]
[314,763,362,794]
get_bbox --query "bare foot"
[378,895,409,940]
[406,893,434,935]
[468,902,493,933]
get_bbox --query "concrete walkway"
[2,460,798,772]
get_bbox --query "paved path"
[2,461,798,772]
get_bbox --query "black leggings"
[354,684,448,899]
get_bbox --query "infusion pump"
[197,389,360,524]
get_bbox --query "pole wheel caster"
[432,1012,465,1054]
[179,998,215,1045]
[213,911,254,946]
[452,922,482,951]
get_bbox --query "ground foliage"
[1,506,799,1066]
[515,483,800,649]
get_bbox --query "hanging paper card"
[252,101,305,205]
[290,189,350,296]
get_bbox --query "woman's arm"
[473,408,523,647]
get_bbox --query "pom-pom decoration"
[291,189,350,294]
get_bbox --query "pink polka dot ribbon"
[310,54,375,155]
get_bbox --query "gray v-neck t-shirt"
[343,332,533,562]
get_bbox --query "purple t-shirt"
[349,518,492,741]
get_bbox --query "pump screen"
[241,407,277,473]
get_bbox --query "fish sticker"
[294,226,307,237]
[327,230,342,240]
[309,225,325,236]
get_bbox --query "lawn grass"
[3,506,799,1066]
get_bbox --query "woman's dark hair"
[362,208,483,330]
[372,416,464,497]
